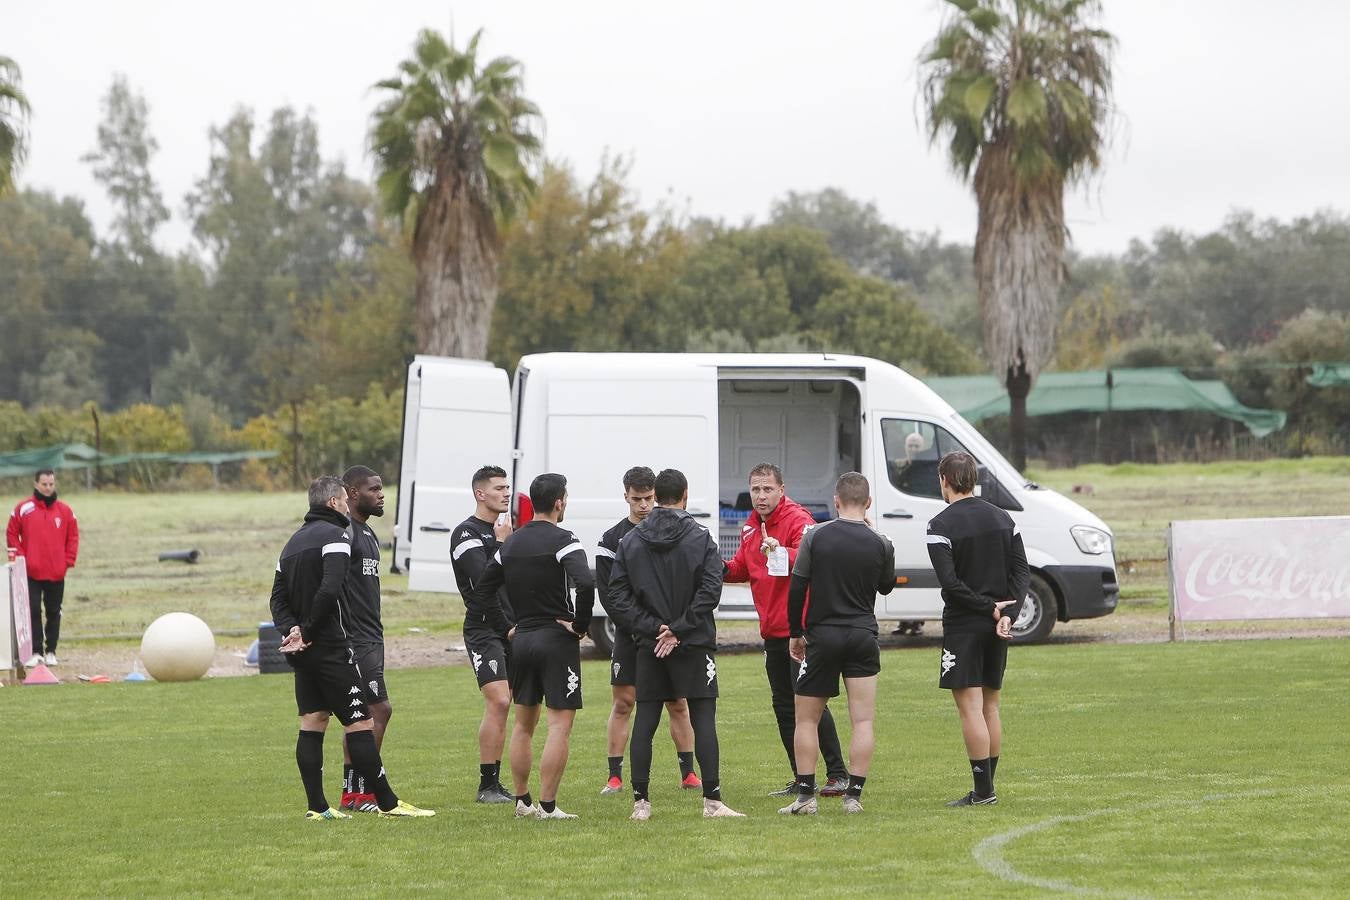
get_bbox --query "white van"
[392,352,1118,648]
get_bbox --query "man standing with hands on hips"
[724,462,849,797]
[925,451,1028,807]
[7,468,78,668]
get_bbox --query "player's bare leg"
[537,707,576,817]
[782,695,826,815]
[510,703,541,816]
[666,698,701,788]
[841,675,877,813]
[475,681,512,802]
[948,686,996,806]
[982,686,1002,788]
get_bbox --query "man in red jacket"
[724,462,849,797]
[6,468,79,667]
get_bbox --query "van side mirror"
[977,465,1024,512]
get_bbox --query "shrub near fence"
[0,382,405,491]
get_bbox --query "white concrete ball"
[140,612,215,682]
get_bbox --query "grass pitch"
[7,638,1347,897]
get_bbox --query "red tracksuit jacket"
[7,494,79,581]
[724,496,817,639]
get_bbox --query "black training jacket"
[450,515,517,635]
[606,507,723,649]
[269,505,354,648]
[470,519,594,635]
[595,516,636,618]
[343,517,383,648]
[925,497,1030,634]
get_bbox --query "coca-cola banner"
[1170,516,1350,621]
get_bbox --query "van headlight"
[1070,525,1112,555]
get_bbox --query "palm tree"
[920,0,1114,471]
[0,55,32,196]
[370,29,542,358]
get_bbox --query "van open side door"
[393,357,512,593]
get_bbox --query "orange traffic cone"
[23,664,60,685]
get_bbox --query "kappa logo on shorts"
[471,650,483,672]
[941,648,956,676]
[368,680,379,696]
[488,659,498,675]
[566,666,579,697]
[797,658,808,681]
[348,686,362,695]
[613,661,621,679]
[705,655,717,686]
[350,710,364,719]
[350,699,362,707]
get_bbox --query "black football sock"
[516,792,533,808]
[540,799,556,814]
[795,772,817,800]
[479,763,496,790]
[342,763,354,795]
[494,760,503,785]
[678,751,695,778]
[633,780,650,802]
[846,774,866,798]
[608,756,624,779]
[347,729,398,811]
[296,730,328,812]
[990,755,999,781]
[970,758,993,798]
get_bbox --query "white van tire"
[1011,573,1057,644]
[589,618,616,656]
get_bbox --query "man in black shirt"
[337,466,391,813]
[781,472,895,816]
[449,465,516,804]
[596,466,700,796]
[925,451,1029,807]
[269,475,433,820]
[471,473,594,820]
[607,468,745,820]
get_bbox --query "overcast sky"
[10,1,1350,256]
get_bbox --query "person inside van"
[893,431,941,499]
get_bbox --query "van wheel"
[1010,573,1057,644]
[588,618,616,656]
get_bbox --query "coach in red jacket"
[6,468,79,667]
[724,462,849,797]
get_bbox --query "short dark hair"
[938,452,979,495]
[529,472,567,512]
[748,462,783,485]
[342,465,379,489]
[622,466,655,493]
[308,474,345,508]
[834,471,870,507]
[654,468,687,505]
[472,465,507,490]
[34,468,54,481]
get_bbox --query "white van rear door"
[404,358,512,593]
[539,361,719,560]
[870,413,951,619]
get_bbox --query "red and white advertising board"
[1168,516,1350,636]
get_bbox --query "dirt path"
[13,613,1347,684]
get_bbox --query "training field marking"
[972,788,1311,895]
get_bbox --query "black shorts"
[939,628,1008,690]
[352,643,388,705]
[610,629,638,687]
[635,644,719,703]
[290,644,370,727]
[464,626,511,688]
[510,625,583,710]
[794,625,881,698]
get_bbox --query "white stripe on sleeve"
[452,538,484,560]
[494,550,502,564]
[594,545,616,560]
[275,560,282,572]
[556,542,584,562]
[1012,524,1022,538]
[925,534,952,547]
[322,541,352,556]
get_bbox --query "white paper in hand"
[767,546,789,576]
